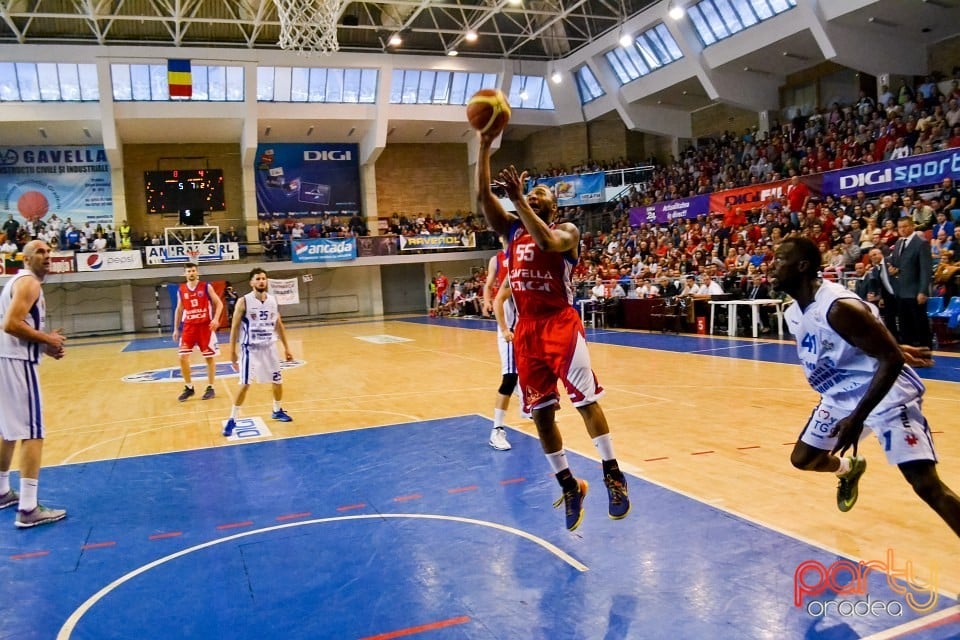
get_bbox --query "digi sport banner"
[0,146,113,227]
[255,143,361,217]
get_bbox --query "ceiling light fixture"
[389,33,402,46]
[668,3,684,20]
[447,50,458,56]
[508,0,522,5]
[619,31,633,48]
[306,125,314,136]
[465,30,478,42]
[347,127,356,137]
[551,69,562,84]
[38,128,47,138]
[82,127,91,138]
[425,127,435,137]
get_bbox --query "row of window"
[0,3,799,107]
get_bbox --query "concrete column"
[119,281,136,333]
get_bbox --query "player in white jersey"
[773,237,959,536]
[0,240,68,528]
[222,268,294,437]
[483,245,520,451]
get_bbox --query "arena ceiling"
[0,0,660,60]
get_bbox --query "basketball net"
[273,0,342,55]
[185,242,202,265]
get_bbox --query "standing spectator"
[0,240,68,528]
[890,217,932,349]
[223,285,239,321]
[91,233,107,253]
[866,247,899,339]
[2,214,19,245]
[118,220,132,250]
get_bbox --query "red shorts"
[179,322,215,357]
[514,306,603,412]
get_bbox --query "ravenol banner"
[399,233,475,251]
[255,143,361,217]
[530,172,605,206]
[290,238,357,263]
[0,146,113,227]
[817,147,960,198]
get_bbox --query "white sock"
[493,408,506,428]
[273,400,282,412]
[185,383,194,390]
[19,478,38,512]
[592,434,615,461]
[230,406,240,419]
[545,450,569,474]
[835,456,851,476]
[0,471,9,494]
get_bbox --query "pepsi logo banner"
[76,250,143,272]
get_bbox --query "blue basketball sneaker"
[604,472,630,520]
[553,478,588,531]
[222,418,236,437]
[272,409,293,422]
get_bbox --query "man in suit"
[740,273,772,333]
[866,247,899,340]
[890,216,932,348]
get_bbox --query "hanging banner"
[529,172,605,206]
[144,243,241,265]
[357,235,400,257]
[75,250,143,272]
[399,233,476,251]
[817,147,960,198]
[0,145,113,228]
[268,277,300,305]
[708,180,789,213]
[254,143,361,217]
[290,238,357,263]
[629,195,711,226]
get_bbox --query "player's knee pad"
[498,373,518,395]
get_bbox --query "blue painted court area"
[0,416,956,640]
[409,316,960,383]
[122,332,230,352]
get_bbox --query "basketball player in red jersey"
[476,133,629,531]
[172,262,224,402]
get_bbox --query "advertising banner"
[817,148,960,198]
[49,250,76,275]
[530,172,605,206]
[399,233,476,251]
[628,195,711,226]
[76,250,143,272]
[268,278,300,305]
[254,143,361,217]
[708,180,788,213]
[290,238,357,263]
[357,235,400,258]
[0,146,113,228]
[144,243,241,265]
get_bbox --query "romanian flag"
[168,59,192,98]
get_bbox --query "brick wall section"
[691,103,759,139]
[122,143,244,237]
[375,143,473,218]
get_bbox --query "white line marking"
[56,513,587,639]
[859,604,960,639]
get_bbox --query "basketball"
[17,190,49,222]
[467,89,511,136]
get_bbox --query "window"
[111,63,244,101]
[257,66,377,103]
[389,70,499,105]
[0,62,99,102]
[575,66,604,104]
[507,75,555,110]
[688,0,796,47]
[606,23,683,85]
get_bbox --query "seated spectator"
[0,236,18,255]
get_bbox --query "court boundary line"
[55,513,588,640]
[860,605,960,639]
[483,415,960,607]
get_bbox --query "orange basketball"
[17,190,49,222]
[467,89,511,136]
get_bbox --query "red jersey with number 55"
[179,282,213,325]
[507,221,576,318]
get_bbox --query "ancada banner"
[530,172,605,206]
[255,143,361,216]
[290,238,356,263]
[144,243,241,265]
[0,145,113,228]
[399,234,475,251]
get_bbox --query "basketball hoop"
[185,242,202,265]
[273,0,342,55]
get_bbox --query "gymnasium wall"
[121,143,246,239]
[374,144,474,218]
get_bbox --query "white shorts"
[0,357,44,440]
[799,398,937,465]
[497,297,518,376]
[238,344,282,385]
